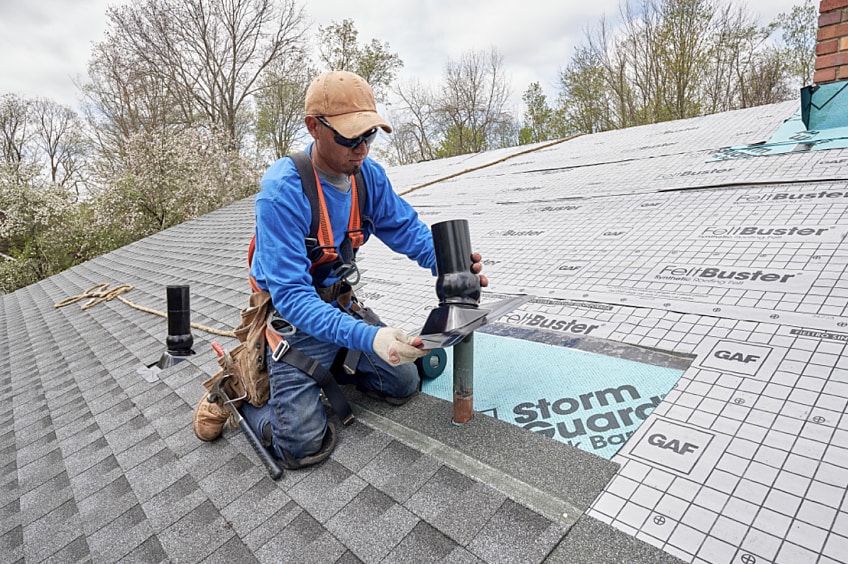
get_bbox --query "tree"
[555,0,799,133]
[91,127,260,247]
[771,0,817,88]
[487,115,521,152]
[581,15,640,129]
[0,94,89,194]
[86,0,307,150]
[383,48,515,164]
[0,94,31,177]
[698,3,790,111]
[0,163,80,292]
[653,0,714,120]
[608,0,714,124]
[518,82,554,145]
[700,4,763,113]
[435,48,513,157]
[31,99,88,196]
[317,19,403,102]
[81,34,177,169]
[382,79,440,165]
[68,127,260,269]
[254,50,315,160]
[740,45,792,107]
[555,46,615,134]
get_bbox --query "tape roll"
[417,348,447,379]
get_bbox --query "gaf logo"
[714,350,760,363]
[551,261,591,277]
[630,418,714,475]
[647,433,698,455]
[597,228,630,239]
[700,340,772,377]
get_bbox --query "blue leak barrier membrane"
[421,332,684,460]
[709,106,848,161]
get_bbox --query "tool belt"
[201,290,273,410]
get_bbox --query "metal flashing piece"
[417,295,532,349]
[418,304,488,348]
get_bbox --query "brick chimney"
[802,0,848,129]
[814,0,848,84]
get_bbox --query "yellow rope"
[54,283,236,338]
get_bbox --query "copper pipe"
[452,333,474,425]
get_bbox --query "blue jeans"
[240,328,419,460]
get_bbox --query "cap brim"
[324,111,392,137]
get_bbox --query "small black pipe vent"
[156,285,195,369]
[432,219,481,307]
[165,285,194,355]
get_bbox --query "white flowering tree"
[0,164,82,292]
[89,127,260,248]
[0,124,262,294]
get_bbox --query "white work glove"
[373,327,428,366]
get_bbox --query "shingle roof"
[3,98,847,563]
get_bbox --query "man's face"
[307,116,372,176]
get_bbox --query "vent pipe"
[157,285,195,369]
[427,220,484,425]
[419,220,533,425]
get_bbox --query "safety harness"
[248,151,374,426]
[249,151,369,292]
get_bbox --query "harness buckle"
[268,312,296,337]
[272,339,291,362]
[333,262,360,285]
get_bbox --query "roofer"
[193,70,486,469]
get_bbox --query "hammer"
[209,372,283,480]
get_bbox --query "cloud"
[0,0,804,112]
[0,0,111,107]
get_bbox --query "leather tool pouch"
[202,290,272,408]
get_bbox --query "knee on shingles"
[271,402,327,460]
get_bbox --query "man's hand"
[471,252,488,288]
[373,327,429,366]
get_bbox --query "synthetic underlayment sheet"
[421,332,684,460]
[350,101,848,563]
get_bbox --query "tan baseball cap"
[305,70,392,137]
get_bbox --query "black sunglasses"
[316,116,378,149]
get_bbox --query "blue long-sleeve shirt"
[250,145,436,354]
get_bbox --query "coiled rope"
[54,283,236,338]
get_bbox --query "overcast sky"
[0,0,804,114]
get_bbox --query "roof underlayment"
[3,98,848,563]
